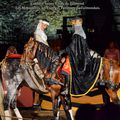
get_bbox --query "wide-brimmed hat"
[71,17,83,25]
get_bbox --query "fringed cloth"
[36,42,60,74]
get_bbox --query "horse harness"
[98,58,120,90]
[20,37,64,87]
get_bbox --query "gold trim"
[70,57,103,97]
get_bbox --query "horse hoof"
[51,117,59,120]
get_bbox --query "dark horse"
[1,38,73,120]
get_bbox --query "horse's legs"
[4,110,11,120]
[105,88,120,104]
[51,94,73,120]
[4,76,23,120]
[56,96,61,119]
[51,91,60,120]
[4,84,17,120]
[4,89,23,120]
[60,72,74,120]
[61,95,74,120]
[33,92,43,110]
[11,90,23,120]
[98,85,111,105]
[13,73,24,120]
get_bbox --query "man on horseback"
[1,20,73,120]
[63,17,102,96]
[33,19,50,108]
[33,19,64,109]
[64,17,120,106]
[34,19,63,85]
[33,19,73,119]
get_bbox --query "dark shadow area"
[75,103,120,120]
[85,0,120,55]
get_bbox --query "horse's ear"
[28,37,34,44]
[24,37,35,49]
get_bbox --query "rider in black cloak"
[64,17,102,96]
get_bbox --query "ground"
[18,103,120,120]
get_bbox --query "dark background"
[0,0,120,60]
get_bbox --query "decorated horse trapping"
[98,58,120,104]
[99,58,120,89]
[0,37,74,120]
[20,37,48,93]
[59,51,120,104]
[0,34,120,120]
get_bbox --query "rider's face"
[41,23,48,31]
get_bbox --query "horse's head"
[24,37,35,49]
[103,58,120,85]
[5,46,17,57]
[20,37,38,64]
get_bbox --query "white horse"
[1,38,74,120]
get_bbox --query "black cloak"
[65,34,102,96]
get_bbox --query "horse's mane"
[20,37,61,77]
[20,37,38,64]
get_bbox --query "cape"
[65,34,102,97]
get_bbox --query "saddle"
[7,54,21,59]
